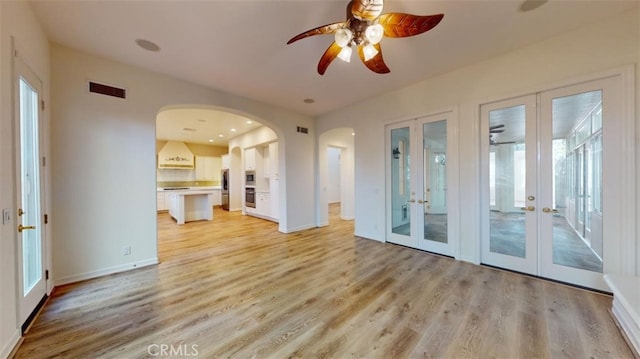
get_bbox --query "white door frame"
[13,48,48,325]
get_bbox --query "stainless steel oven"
[245,171,256,186]
[245,187,256,208]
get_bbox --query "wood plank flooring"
[13,205,634,358]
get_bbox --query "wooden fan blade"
[357,44,390,74]
[317,42,343,75]
[287,22,345,44]
[378,13,444,38]
[350,0,384,21]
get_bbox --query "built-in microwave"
[245,170,256,186]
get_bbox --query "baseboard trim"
[280,224,316,233]
[1,329,21,359]
[54,257,159,286]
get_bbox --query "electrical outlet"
[2,209,10,224]
[122,245,131,256]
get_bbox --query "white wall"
[317,9,640,267]
[50,43,315,285]
[0,2,51,357]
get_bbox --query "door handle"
[542,207,559,213]
[417,200,424,204]
[18,224,36,233]
[520,206,535,212]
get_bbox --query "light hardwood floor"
[14,205,634,358]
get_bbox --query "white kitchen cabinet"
[221,154,230,169]
[256,192,270,217]
[157,191,168,211]
[245,148,256,171]
[211,189,221,206]
[195,156,222,181]
[269,142,278,177]
[269,177,279,220]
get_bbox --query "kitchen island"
[167,190,215,225]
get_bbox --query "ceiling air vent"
[88,81,126,99]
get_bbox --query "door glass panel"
[422,120,447,243]
[391,127,410,235]
[488,105,526,258]
[551,91,602,273]
[19,77,43,294]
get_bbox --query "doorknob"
[542,207,559,213]
[520,206,535,212]
[18,224,36,233]
[418,200,424,204]
[408,199,416,203]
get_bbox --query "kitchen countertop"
[158,186,221,191]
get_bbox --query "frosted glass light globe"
[334,28,353,48]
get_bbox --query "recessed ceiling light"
[352,132,355,136]
[208,139,214,143]
[246,120,253,125]
[218,134,224,138]
[230,128,237,132]
[303,98,315,104]
[135,39,161,52]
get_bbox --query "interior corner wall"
[317,8,640,264]
[0,2,51,357]
[50,43,315,285]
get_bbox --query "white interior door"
[386,112,458,257]
[481,95,538,275]
[481,75,624,291]
[15,55,47,326]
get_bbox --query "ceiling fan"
[489,124,516,145]
[286,0,444,75]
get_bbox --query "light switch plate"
[2,209,10,224]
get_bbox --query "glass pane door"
[387,113,458,257]
[539,83,615,290]
[15,58,47,324]
[481,95,538,275]
[387,123,416,248]
[418,118,455,256]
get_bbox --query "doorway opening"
[154,105,283,261]
[318,128,355,227]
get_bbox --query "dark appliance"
[221,169,229,210]
[245,170,256,186]
[245,187,256,208]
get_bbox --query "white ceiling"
[29,0,636,130]
[156,108,262,145]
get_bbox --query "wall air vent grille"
[88,81,126,99]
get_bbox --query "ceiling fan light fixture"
[337,46,353,62]
[365,24,384,45]
[362,43,378,61]
[334,28,353,48]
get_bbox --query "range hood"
[157,141,194,169]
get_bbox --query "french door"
[386,112,458,257]
[15,54,47,326]
[481,75,623,291]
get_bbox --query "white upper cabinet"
[221,154,230,170]
[245,148,256,171]
[195,156,222,181]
